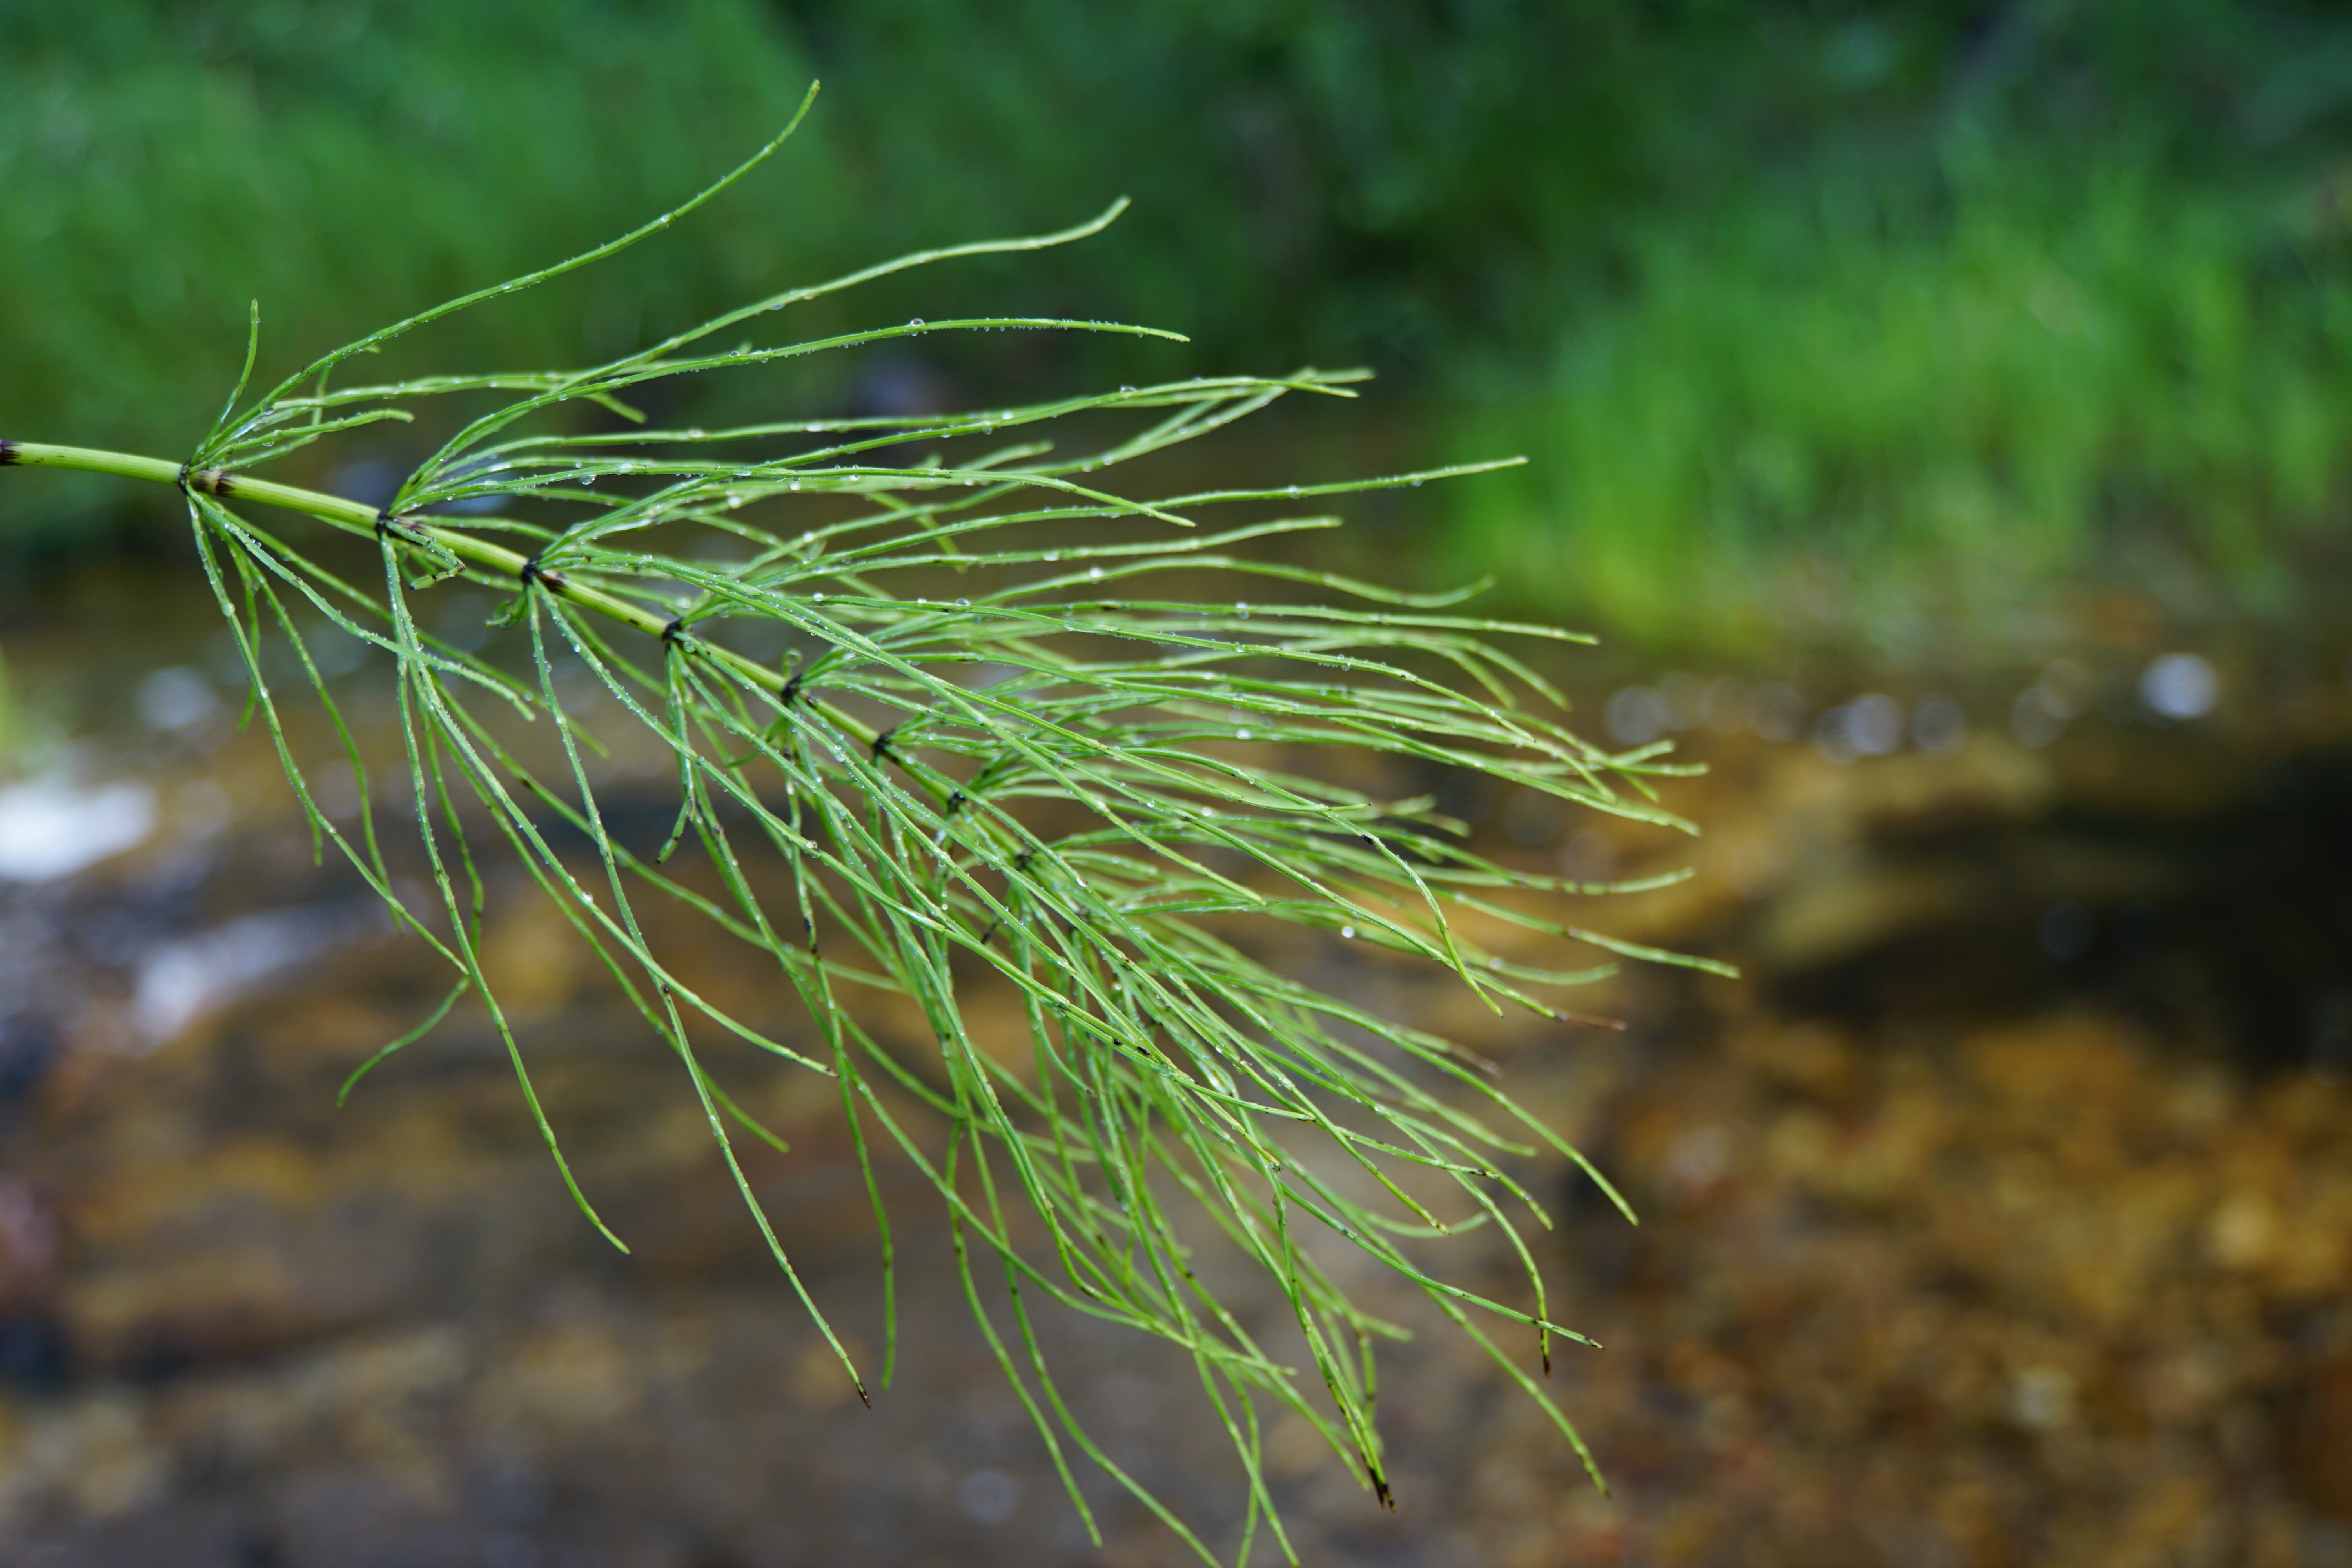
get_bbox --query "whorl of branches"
[4,87,1721,1564]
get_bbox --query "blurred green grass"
[1455,157,2352,650]
[5,0,2350,645]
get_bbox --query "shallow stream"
[1,547,2349,1567]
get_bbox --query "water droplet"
[686,428,704,438]
[1235,602,1250,619]
[1120,385,1135,394]
[1487,957,1503,970]
[790,479,802,491]
[1043,551,1060,562]
[1088,567,1104,580]
[1340,926,1356,940]
[908,318,925,328]
[1409,478,1422,488]
[955,598,970,608]
[812,592,826,602]
[1237,730,1253,740]
[1285,486,1300,497]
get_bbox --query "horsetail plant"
[1,89,1722,1561]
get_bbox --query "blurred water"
[0,555,2349,1564]
[0,778,154,883]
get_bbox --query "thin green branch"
[0,112,1726,1565]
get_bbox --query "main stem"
[0,439,883,747]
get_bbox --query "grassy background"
[1457,156,2352,648]
[5,0,2351,645]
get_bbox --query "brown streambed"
[1,557,2350,1566]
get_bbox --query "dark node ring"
[779,670,806,704]
[945,789,966,816]
[374,507,407,540]
[870,726,898,761]
[518,548,565,591]
[174,461,193,493]
[661,615,693,647]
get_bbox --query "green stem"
[0,439,878,743]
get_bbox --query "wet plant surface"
[2,559,2351,1567]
